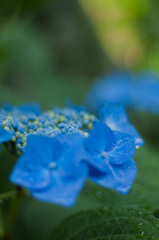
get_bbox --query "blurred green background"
[0,0,112,108]
[1,0,159,107]
[1,0,159,239]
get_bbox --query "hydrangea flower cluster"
[86,71,159,113]
[0,103,143,207]
[0,104,96,154]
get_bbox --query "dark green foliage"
[0,0,53,16]
[129,111,159,143]
[48,206,159,240]
[44,0,113,76]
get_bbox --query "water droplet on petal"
[49,162,56,169]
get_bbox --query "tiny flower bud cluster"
[0,107,96,154]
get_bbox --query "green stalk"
[2,187,24,240]
[0,203,4,238]
[0,190,17,201]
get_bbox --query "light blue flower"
[85,71,132,113]
[84,121,137,194]
[99,103,144,148]
[130,72,159,113]
[85,70,159,114]
[10,134,88,207]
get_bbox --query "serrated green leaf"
[48,207,159,240]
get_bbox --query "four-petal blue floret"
[83,121,136,194]
[10,134,88,207]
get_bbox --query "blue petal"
[107,131,136,164]
[85,121,115,155]
[99,103,144,148]
[84,131,135,173]
[117,123,144,148]
[130,72,159,113]
[10,133,88,202]
[85,71,132,113]
[90,158,136,194]
[31,164,88,207]
[86,70,159,114]
[87,164,107,178]
[19,103,42,116]
[1,103,14,112]
[2,102,41,116]
[86,155,111,174]
[10,156,51,189]
[55,133,86,177]
[99,103,128,127]
[10,135,63,189]
[23,134,63,170]
[0,127,13,144]
[65,99,87,112]
[83,155,106,174]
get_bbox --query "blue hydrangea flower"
[85,71,132,113]
[83,121,137,194]
[0,100,139,207]
[130,72,159,113]
[99,103,144,148]
[85,70,159,114]
[10,119,137,206]
[10,134,88,207]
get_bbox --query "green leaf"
[0,145,17,200]
[48,207,159,240]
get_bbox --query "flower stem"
[0,190,17,201]
[2,186,24,240]
[0,203,4,238]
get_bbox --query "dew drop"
[49,162,56,169]
[103,206,108,211]
[96,192,103,198]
